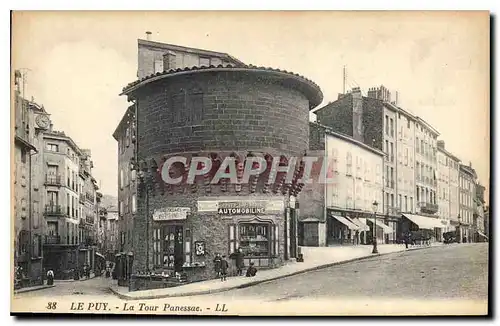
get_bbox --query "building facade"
[474,183,487,242]
[13,71,45,287]
[118,38,323,290]
[436,140,461,233]
[41,130,101,279]
[301,123,385,247]
[315,85,444,243]
[458,163,477,243]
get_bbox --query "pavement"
[109,242,444,300]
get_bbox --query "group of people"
[213,248,257,281]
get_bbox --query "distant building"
[459,163,477,242]
[474,183,487,242]
[436,140,461,233]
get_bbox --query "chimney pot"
[146,31,152,41]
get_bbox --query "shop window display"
[239,223,270,257]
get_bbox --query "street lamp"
[457,214,461,244]
[372,200,379,254]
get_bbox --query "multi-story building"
[41,129,101,279]
[113,35,248,285]
[13,71,45,287]
[459,163,477,242]
[414,117,440,221]
[315,85,443,243]
[474,183,487,242]
[436,141,461,233]
[300,123,386,246]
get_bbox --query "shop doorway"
[162,225,184,273]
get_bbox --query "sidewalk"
[14,284,55,295]
[109,243,443,300]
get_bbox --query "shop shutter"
[185,229,191,265]
[228,224,240,254]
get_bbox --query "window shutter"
[185,229,191,265]
[228,224,236,254]
[274,224,279,257]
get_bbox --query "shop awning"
[95,252,105,259]
[366,218,394,234]
[403,214,444,230]
[477,231,489,239]
[330,215,359,230]
[350,218,370,231]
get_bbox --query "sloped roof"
[120,64,323,109]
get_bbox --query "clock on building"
[35,114,50,129]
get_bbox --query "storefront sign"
[218,201,266,215]
[152,207,191,221]
[197,199,284,214]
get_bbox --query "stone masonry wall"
[136,72,310,158]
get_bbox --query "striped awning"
[330,215,359,230]
[403,214,444,229]
[366,218,394,234]
[477,231,489,239]
[349,218,370,231]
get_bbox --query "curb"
[14,284,55,295]
[55,274,97,283]
[109,245,441,300]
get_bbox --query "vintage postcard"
[10,10,490,316]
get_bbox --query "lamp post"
[372,201,379,254]
[457,214,461,243]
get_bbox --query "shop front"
[129,196,290,291]
[401,213,444,244]
[326,209,390,246]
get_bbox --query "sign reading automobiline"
[217,201,266,215]
[217,207,266,215]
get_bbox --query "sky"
[11,11,490,201]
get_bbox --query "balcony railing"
[418,202,439,214]
[45,174,62,186]
[44,205,67,216]
[85,193,94,202]
[44,235,61,245]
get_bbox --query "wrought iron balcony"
[85,192,94,202]
[44,235,61,245]
[45,174,62,186]
[418,201,439,214]
[44,205,67,216]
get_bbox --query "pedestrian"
[46,269,54,285]
[220,255,229,281]
[213,253,222,279]
[245,262,257,277]
[229,248,245,276]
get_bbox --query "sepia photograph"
[9,10,490,316]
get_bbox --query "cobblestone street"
[204,243,488,302]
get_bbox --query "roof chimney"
[145,31,152,41]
